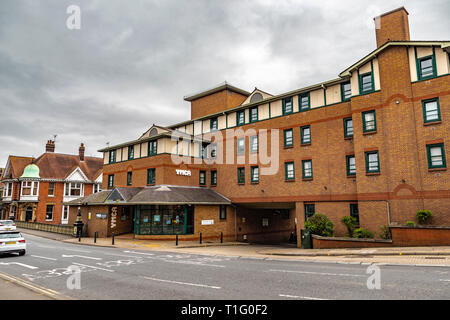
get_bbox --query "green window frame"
[301,125,311,145]
[284,129,293,147]
[422,98,441,123]
[219,205,227,220]
[128,146,134,160]
[251,166,259,183]
[282,97,293,115]
[365,151,380,173]
[147,168,156,185]
[210,117,218,131]
[211,170,217,186]
[250,135,258,153]
[417,55,436,80]
[344,117,353,138]
[426,143,446,169]
[346,155,356,176]
[109,150,116,164]
[210,143,217,158]
[341,82,351,101]
[299,93,310,111]
[304,204,315,221]
[108,174,114,188]
[148,141,157,156]
[350,204,359,225]
[199,171,206,186]
[362,110,376,133]
[302,159,313,179]
[237,167,245,184]
[359,72,374,94]
[249,107,258,123]
[237,138,245,155]
[236,110,245,126]
[285,162,295,181]
[127,172,132,186]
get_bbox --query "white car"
[0,220,16,231]
[0,231,26,256]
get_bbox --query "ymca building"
[69,7,450,244]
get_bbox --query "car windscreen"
[0,221,14,225]
[0,232,21,239]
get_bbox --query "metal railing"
[15,221,73,235]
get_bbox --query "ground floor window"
[350,203,359,225]
[46,205,54,221]
[304,204,315,221]
[220,205,227,220]
[135,205,194,235]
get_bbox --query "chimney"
[374,7,410,48]
[45,140,55,153]
[79,143,85,161]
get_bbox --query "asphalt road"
[0,234,449,300]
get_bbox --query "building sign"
[176,169,191,176]
[111,207,118,229]
[96,213,107,219]
[201,219,214,225]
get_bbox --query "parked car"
[0,231,26,256]
[0,220,16,231]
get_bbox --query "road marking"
[0,272,64,299]
[71,262,114,272]
[279,294,327,300]
[64,248,92,253]
[62,254,102,260]
[269,269,365,277]
[102,253,143,259]
[123,250,154,256]
[141,276,221,289]
[164,260,225,268]
[31,255,57,261]
[439,279,450,282]
[0,262,38,270]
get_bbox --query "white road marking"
[439,279,450,282]
[31,255,57,261]
[0,262,38,270]
[102,253,143,259]
[62,254,102,260]
[123,250,154,256]
[269,269,365,277]
[279,294,327,300]
[64,248,92,253]
[71,262,114,272]
[141,276,221,289]
[164,260,225,268]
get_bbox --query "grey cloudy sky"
[0,0,449,167]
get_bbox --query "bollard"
[94,232,97,244]
[220,232,223,243]
[200,232,202,244]
[112,232,115,245]
[176,234,178,246]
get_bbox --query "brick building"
[72,7,450,244]
[1,141,103,224]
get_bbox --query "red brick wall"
[190,90,248,119]
[312,236,393,249]
[390,226,450,246]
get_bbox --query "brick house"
[1,140,103,224]
[71,7,450,244]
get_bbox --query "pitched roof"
[3,156,34,179]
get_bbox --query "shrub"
[405,221,416,227]
[417,210,432,225]
[354,228,374,239]
[304,214,334,237]
[341,216,358,237]
[378,225,391,240]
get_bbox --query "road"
[0,233,449,300]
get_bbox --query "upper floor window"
[362,110,376,133]
[346,155,356,176]
[65,182,83,196]
[108,175,115,188]
[3,182,12,197]
[128,146,134,160]
[93,184,101,193]
[299,93,310,111]
[250,136,258,153]
[422,98,441,123]
[48,182,55,196]
[365,151,380,173]
[21,181,38,196]
[284,129,293,147]
[418,55,436,80]
[251,166,259,183]
[237,138,245,155]
[344,117,353,138]
[148,141,157,156]
[341,82,352,101]
[301,125,311,145]
[236,110,245,126]
[147,168,156,185]
[359,72,374,94]
[109,150,116,164]
[199,171,206,186]
[282,97,293,115]
[249,107,258,123]
[127,172,132,186]
[285,162,295,181]
[302,160,313,179]
[426,143,446,169]
[210,117,218,131]
[211,170,217,186]
[237,167,245,184]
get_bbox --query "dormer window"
[65,182,83,197]
[21,181,38,196]
[236,110,245,126]
[359,72,374,94]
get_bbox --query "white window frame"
[61,206,69,224]
[46,205,54,221]
[65,182,84,197]
[21,180,39,197]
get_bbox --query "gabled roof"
[183,81,250,101]
[2,156,34,179]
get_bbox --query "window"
[93,184,101,193]
[109,150,116,163]
[148,141,157,156]
[147,168,156,185]
[236,110,245,126]
[250,136,258,153]
[341,82,352,101]
[282,97,293,115]
[422,98,441,123]
[21,181,38,196]
[350,204,359,224]
[346,155,356,176]
[362,110,376,133]
[210,143,217,158]
[46,205,54,221]
[108,174,115,188]
[127,172,132,186]
[237,138,245,155]
[220,205,227,220]
[199,171,206,186]
[210,117,218,131]
[211,170,217,186]
[237,167,245,184]
[426,144,446,169]
[284,129,293,147]
[418,56,435,80]
[344,117,353,138]
[302,160,313,179]
[285,162,295,181]
[3,183,12,197]
[62,206,69,221]
[65,183,82,196]
[249,107,258,123]
[200,143,207,159]
[301,125,311,144]
[304,204,315,221]
[365,151,380,173]
[359,72,374,94]
[299,93,310,111]
[251,166,259,183]
[48,182,55,196]
[128,146,134,160]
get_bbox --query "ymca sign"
[110,207,118,229]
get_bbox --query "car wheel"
[18,250,26,256]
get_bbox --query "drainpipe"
[386,200,391,226]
